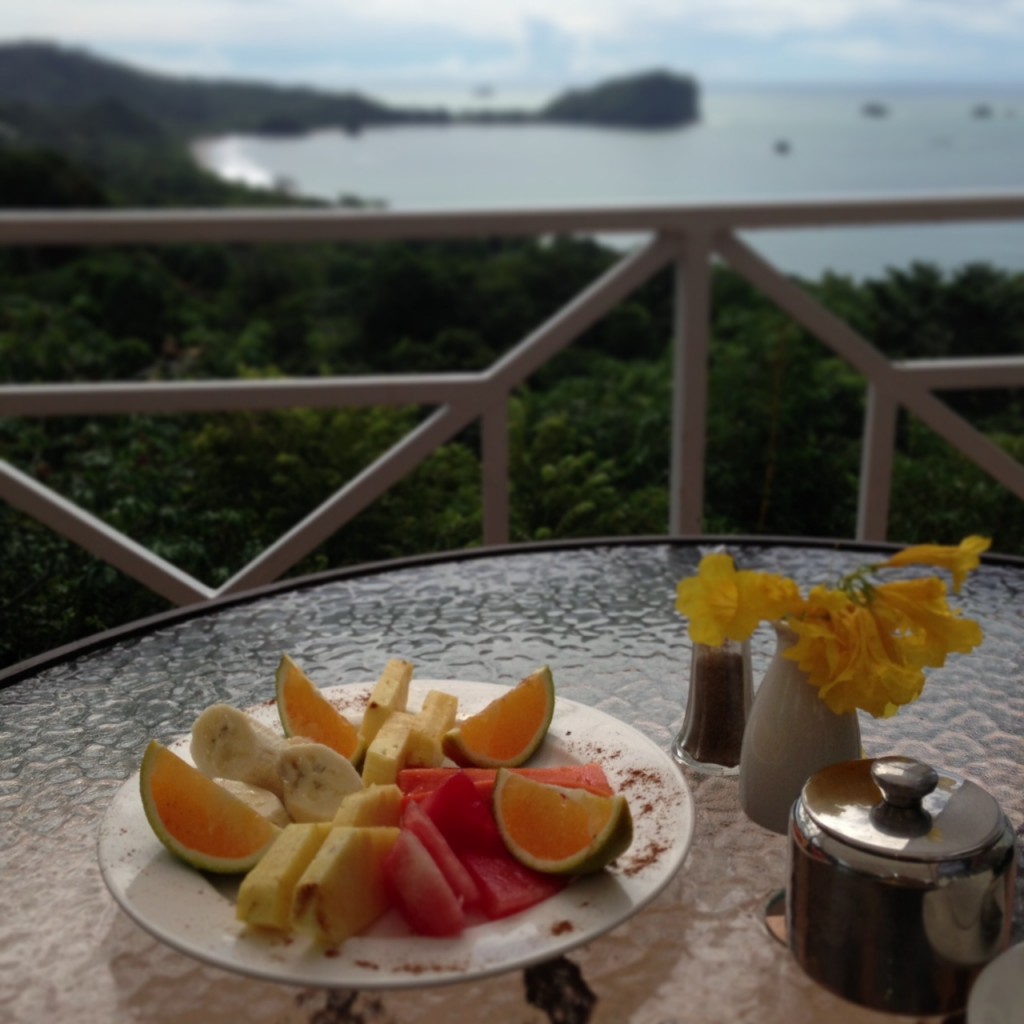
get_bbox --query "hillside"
[0,41,447,137]
[0,42,698,136]
[0,94,314,207]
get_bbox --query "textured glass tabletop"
[2,539,1021,1023]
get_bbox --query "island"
[540,70,700,129]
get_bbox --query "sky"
[6,0,1024,104]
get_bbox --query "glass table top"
[2,538,1021,1022]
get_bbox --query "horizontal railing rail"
[2,193,1024,605]
[5,191,1024,244]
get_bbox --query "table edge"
[4,532,1020,688]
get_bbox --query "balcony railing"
[2,194,1024,606]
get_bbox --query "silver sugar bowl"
[787,755,1017,1016]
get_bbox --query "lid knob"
[870,757,938,837]
[871,757,939,808]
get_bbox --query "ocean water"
[192,85,1024,280]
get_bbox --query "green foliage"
[864,262,1024,360]
[509,378,669,541]
[0,512,170,668]
[888,421,1024,551]
[704,298,865,536]
[0,146,109,208]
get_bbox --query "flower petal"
[880,536,991,593]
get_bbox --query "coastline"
[187,82,1024,279]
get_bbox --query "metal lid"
[800,755,1005,861]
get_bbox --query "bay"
[192,85,1024,280]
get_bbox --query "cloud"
[0,0,939,46]
[800,34,945,67]
[5,0,1024,87]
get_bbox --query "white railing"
[2,195,1024,605]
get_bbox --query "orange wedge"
[140,740,281,873]
[275,654,363,763]
[441,667,555,768]
[492,767,633,875]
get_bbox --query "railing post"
[481,401,509,545]
[857,384,898,542]
[669,231,712,535]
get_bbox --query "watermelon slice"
[459,850,564,920]
[421,770,506,856]
[401,799,481,910]
[420,770,565,920]
[382,830,464,937]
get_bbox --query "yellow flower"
[871,578,984,668]
[675,552,801,647]
[786,587,926,717]
[674,537,988,718]
[879,536,990,593]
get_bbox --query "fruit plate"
[98,679,695,989]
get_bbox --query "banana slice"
[190,703,286,796]
[215,778,291,827]
[276,742,363,823]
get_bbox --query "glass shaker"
[671,638,753,775]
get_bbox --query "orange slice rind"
[441,666,555,768]
[275,654,363,763]
[140,740,281,873]
[492,767,633,875]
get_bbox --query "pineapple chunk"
[406,690,459,767]
[361,712,414,786]
[236,822,332,931]
[358,658,413,748]
[332,784,403,827]
[292,826,400,945]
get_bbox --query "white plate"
[98,679,695,989]
[967,942,1024,1024]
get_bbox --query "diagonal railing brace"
[716,232,1024,538]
